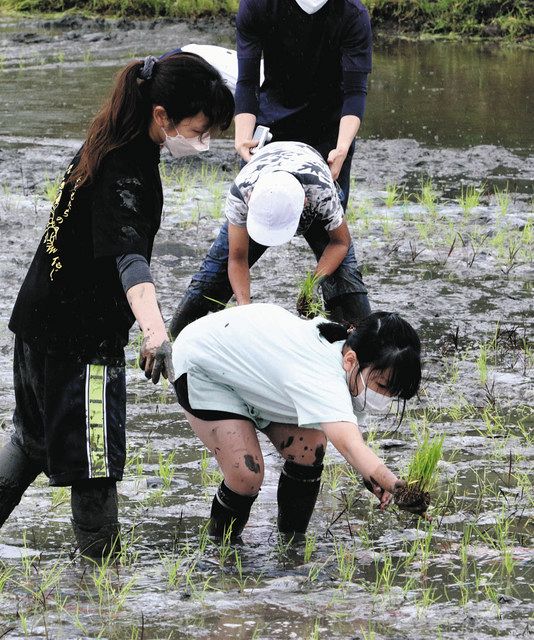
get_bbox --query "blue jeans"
[169,218,370,338]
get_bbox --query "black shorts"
[12,337,126,486]
[174,374,249,422]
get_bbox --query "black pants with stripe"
[0,337,125,537]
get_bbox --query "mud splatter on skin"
[313,444,325,466]
[280,436,294,450]
[243,455,260,474]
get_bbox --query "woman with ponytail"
[171,303,425,539]
[0,53,234,556]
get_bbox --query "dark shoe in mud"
[394,484,431,517]
[71,519,121,559]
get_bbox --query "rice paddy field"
[0,13,532,640]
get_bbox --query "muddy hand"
[393,480,430,517]
[139,338,175,385]
[363,476,393,510]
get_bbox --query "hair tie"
[139,55,157,81]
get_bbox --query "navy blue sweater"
[235,0,372,143]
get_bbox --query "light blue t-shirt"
[172,303,357,430]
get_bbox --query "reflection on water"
[367,40,534,150]
[0,35,532,150]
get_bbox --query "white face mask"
[349,370,395,414]
[294,0,329,14]
[162,127,210,158]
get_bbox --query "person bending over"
[171,303,425,538]
[170,141,370,338]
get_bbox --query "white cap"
[247,172,305,246]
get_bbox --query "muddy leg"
[0,439,41,527]
[264,423,326,535]
[71,478,120,557]
[184,410,263,538]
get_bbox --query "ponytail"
[68,52,234,187]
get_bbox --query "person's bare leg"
[185,410,264,537]
[264,423,327,535]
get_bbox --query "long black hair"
[318,312,422,401]
[69,52,234,187]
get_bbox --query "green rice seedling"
[86,552,137,615]
[384,182,402,208]
[361,624,376,640]
[51,486,69,508]
[232,548,262,593]
[479,406,507,439]
[296,271,327,319]
[416,585,438,616]
[417,177,438,217]
[55,51,65,64]
[43,173,61,204]
[334,539,357,584]
[216,522,234,568]
[494,185,510,220]
[83,50,93,64]
[303,532,317,563]
[209,183,225,219]
[458,184,484,218]
[397,433,444,514]
[371,551,395,596]
[309,618,321,640]
[0,562,13,593]
[322,461,345,492]
[157,450,176,488]
[381,212,394,240]
[200,448,223,486]
[307,560,322,583]
[477,343,489,385]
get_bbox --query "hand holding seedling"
[394,433,445,517]
[363,475,395,510]
[139,337,175,385]
[296,272,326,319]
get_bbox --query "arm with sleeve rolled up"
[227,224,252,305]
[116,254,174,384]
[321,420,402,509]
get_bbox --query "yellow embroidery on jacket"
[43,163,81,280]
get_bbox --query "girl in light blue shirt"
[172,303,423,538]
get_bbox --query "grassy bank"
[0,0,239,19]
[0,0,532,41]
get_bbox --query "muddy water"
[0,15,533,640]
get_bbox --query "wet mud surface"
[0,14,533,640]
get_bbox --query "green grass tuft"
[405,433,444,493]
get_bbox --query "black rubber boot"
[325,292,371,326]
[209,481,257,539]
[277,461,324,535]
[0,439,40,527]
[71,479,120,557]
